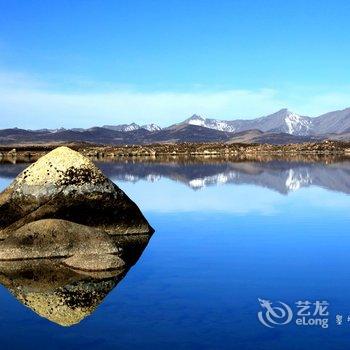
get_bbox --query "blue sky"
[0,0,350,128]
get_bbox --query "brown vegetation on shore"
[0,140,350,164]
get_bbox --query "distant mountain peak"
[126,122,140,130]
[269,108,295,117]
[185,114,206,124]
[284,112,311,135]
[102,122,162,132]
[141,123,162,132]
[254,109,311,135]
[102,123,141,132]
[181,114,237,132]
[280,108,290,113]
[170,108,315,136]
[189,114,205,119]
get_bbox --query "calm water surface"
[1,159,350,349]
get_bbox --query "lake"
[1,158,350,349]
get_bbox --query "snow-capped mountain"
[100,107,350,137]
[102,122,140,132]
[141,123,162,132]
[177,109,313,136]
[244,109,313,136]
[6,107,350,145]
[36,127,69,133]
[284,112,312,135]
[102,123,161,132]
[180,114,237,132]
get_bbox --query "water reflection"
[98,159,350,195]
[0,157,350,349]
[1,157,350,195]
[0,233,151,326]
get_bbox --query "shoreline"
[1,141,350,164]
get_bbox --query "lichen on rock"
[0,146,154,239]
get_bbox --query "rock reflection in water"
[0,233,151,327]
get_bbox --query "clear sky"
[0,0,350,128]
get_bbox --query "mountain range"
[1,107,350,145]
[176,108,350,136]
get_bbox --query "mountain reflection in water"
[1,157,350,195]
[96,158,350,195]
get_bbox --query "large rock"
[0,219,119,260]
[0,147,154,326]
[0,146,153,239]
